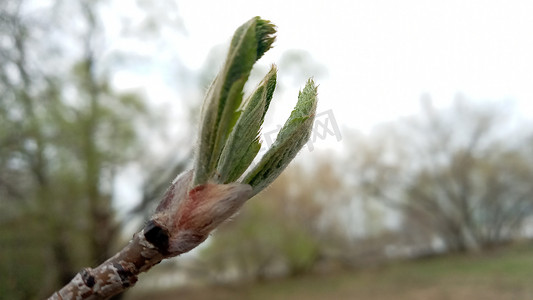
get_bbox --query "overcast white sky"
[109,0,533,136]
[172,0,533,132]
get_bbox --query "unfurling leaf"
[216,65,277,183]
[194,17,276,185]
[243,79,318,195]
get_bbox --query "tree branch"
[48,169,252,299]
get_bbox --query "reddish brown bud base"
[152,170,252,254]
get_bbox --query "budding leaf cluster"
[192,16,318,195]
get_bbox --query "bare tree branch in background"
[349,97,533,253]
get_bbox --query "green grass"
[126,242,533,300]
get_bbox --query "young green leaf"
[216,65,277,184]
[242,79,318,195]
[194,17,276,186]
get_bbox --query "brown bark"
[48,223,167,300]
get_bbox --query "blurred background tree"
[0,1,150,298]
